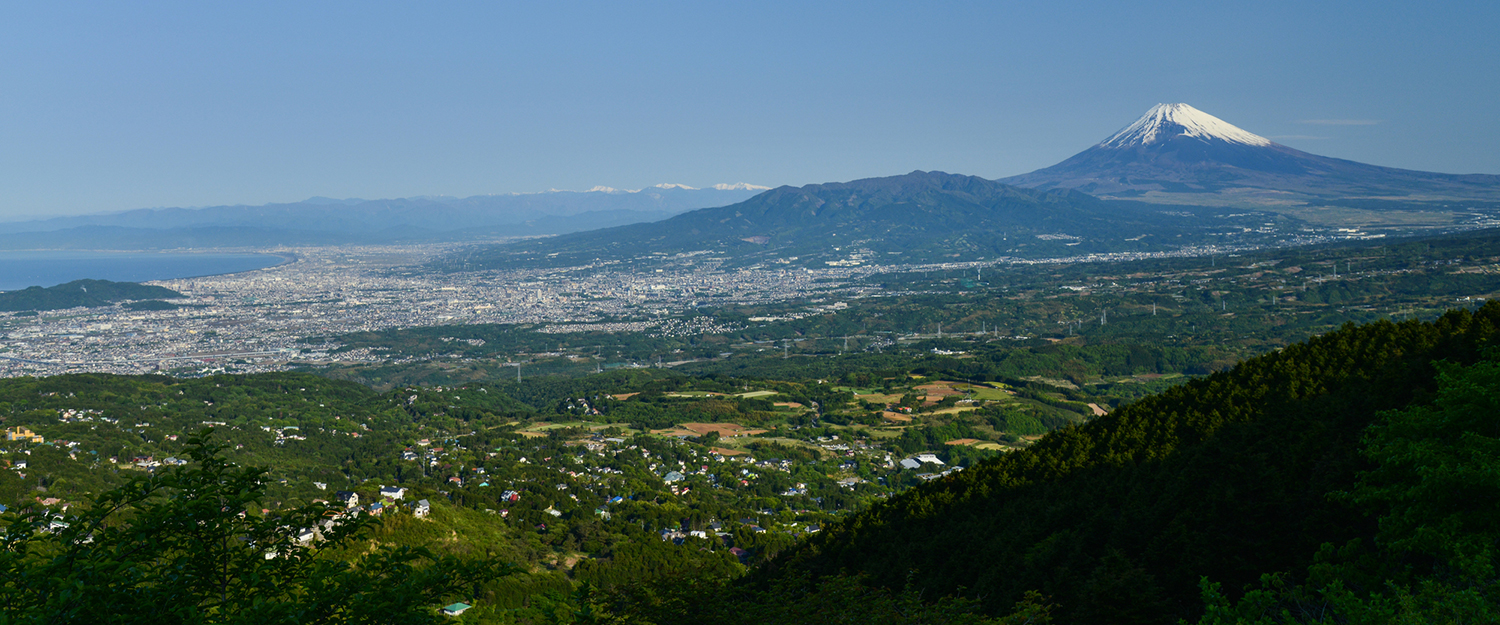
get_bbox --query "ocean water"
[0,251,285,291]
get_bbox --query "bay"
[0,251,286,291]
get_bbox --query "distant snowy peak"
[1100,103,1272,149]
[712,182,771,191]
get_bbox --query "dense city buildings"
[0,229,1377,378]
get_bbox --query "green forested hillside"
[6,301,1500,623]
[740,304,1500,624]
[0,279,183,311]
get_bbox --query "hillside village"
[0,368,1070,574]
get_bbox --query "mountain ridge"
[3,186,766,234]
[0,186,768,250]
[450,170,1279,270]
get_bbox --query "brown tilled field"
[679,422,768,437]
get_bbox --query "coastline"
[0,250,294,292]
[158,251,301,282]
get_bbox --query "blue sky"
[2,1,1496,220]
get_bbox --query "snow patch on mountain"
[712,182,771,191]
[1100,103,1272,149]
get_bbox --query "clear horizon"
[3,1,1496,220]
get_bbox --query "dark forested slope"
[0,279,183,311]
[757,303,1500,624]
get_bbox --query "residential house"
[334,491,359,509]
[379,486,406,500]
[440,602,472,617]
[414,499,431,518]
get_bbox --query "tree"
[0,431,508,624]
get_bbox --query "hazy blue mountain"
[451,170,1275,269]
[0,185,767,249]
[1000,103,1500,207]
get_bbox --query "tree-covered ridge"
[761,303,1500,624]
[0,279,183,311]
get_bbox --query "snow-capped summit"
[1100,103,1272,149]
[712,182,771,191]
[998,102,1500,206]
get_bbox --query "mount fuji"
[1000,103,1500,207]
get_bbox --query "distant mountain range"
[452,170,1287,269]
[1000,103,1500,207]
[0,185,767,250]
[451,104,1500,270]
[12,103,1498,260]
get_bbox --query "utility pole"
[516,362,521,382]
[1100,309,1107,326]
[937,323,942,339]
[1152,302,1157,316]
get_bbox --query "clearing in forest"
[678,422,768,437]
